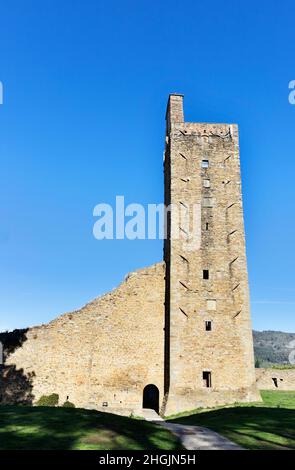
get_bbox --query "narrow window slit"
[203,371,212,388]
[205,321,212,331]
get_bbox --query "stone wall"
[163,95,260,415]
[2,263,165,413]
[256,368,295,391]
[0,94,260,416]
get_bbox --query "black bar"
[0,450,293,467]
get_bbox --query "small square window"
[203,179,210,188]
[205,321,212,331]
[203,197,213,207]
[207,299,216,310]
[203,269,209,280]
[201,159,209,168]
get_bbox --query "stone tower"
[163,94,260,415]
[1,93,260,416]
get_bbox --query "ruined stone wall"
[1,94,261,416]
[256,368,295,391]
[3,263,165,413]
[164,95,260,415]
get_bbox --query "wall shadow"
[0,407,182,450]
[0,328,29,356]
[0,329,35,405]
[170,406,295,450]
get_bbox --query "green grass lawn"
[1,391,294,450]
[169,390,295,450]
[0,406,181,450]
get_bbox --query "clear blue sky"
[0,0,294,332]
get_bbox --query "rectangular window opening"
[203,371,212,388]
[203,269,209,280]
[201,159,209,168]
[203,179,210,188]
[205,222,209,231]
[205,321,212,331]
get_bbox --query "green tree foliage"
[36,393,59,407]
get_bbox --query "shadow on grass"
[170,406,295,450]
[0,406,182,450]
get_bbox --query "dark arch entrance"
[142,384,159,413]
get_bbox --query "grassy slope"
[1,392,294,450]
[169,391,295,450]
[0,406,181,450]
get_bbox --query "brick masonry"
[163,95,260,414]
[2,263,165,411]
[256,368,295,390]
[1,94,261,415]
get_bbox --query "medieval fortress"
[1,94,267,415]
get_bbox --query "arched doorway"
[142,384,159,413]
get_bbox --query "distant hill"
[253,330,295,367]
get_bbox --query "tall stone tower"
[163,94,260,415]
